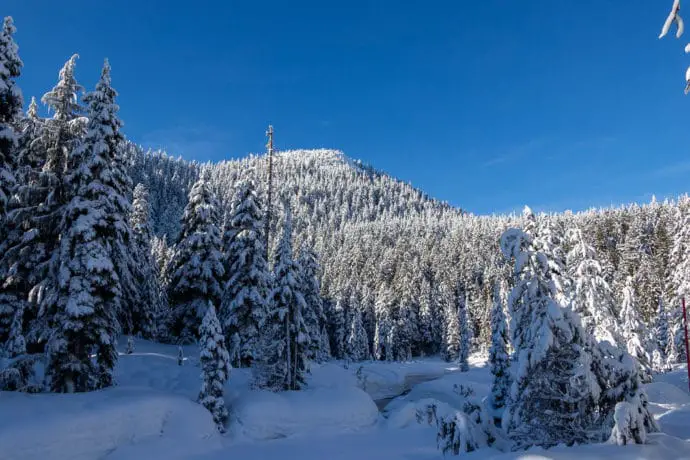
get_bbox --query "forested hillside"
[127,144,688,366]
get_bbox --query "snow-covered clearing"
[1,338,688,460]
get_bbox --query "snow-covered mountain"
[126,145,460,242]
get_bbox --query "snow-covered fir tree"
[373,286,395,361]
[619,276,651,373]
[442,302,460,362]
[566,227,621,346]
[331,292,349,359]
[0,16,23,346]
[346,307,369,361]
[198,302,231,432]
[167,176,224,343]
[45,61,128,393]
[220,178,270,366]
[297,245,327,362]
[254,202,308,391]
[488,280,510,424]
[0,16,21,222]
[129,184,160,338]
[3,55,86,352]
[653,298,669,361]
[500,227,600,448]
[457,286,470,372]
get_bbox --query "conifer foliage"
[45,60,128,393]
[167,176,224,344]
[500,227,600,448]
[255,202,309,391]
[198,302,231,432]
[221,178,270,366]
[0,16,21,221]
[488,281,510,424]
[129,184,161,338]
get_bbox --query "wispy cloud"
[138,124,233,162]
[482,136,617,168]
[482,138,548,168]
[650,160,690,178]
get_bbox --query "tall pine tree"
[220,178,270,366]
[167,176,224,343]
[0,16,23,346]
[130,183,161,338]
[45,61,127,392]
[198,302,231,432]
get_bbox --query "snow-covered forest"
[1,12,690,460]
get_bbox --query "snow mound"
[0,388,220,460]
[383,366,492,416]
[232,386,378,440]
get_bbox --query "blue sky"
[5,0,690,215]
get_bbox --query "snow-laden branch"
[660,0,683,39]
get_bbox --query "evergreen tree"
[500,227,600,448]
[0,16,22,222]
[198,302,231,432]
[331,293,349,359]
[319,324,332,360]
[457,286,470,372]
[15,55,85,350]
[167,177,224,343]
[619,276,651,373]
[442,302,460,362]
[654,298,669,359]
[373,286,395,361]
[346,307,369,361]
[666,319,680,366]
[566,227,621,346]
[488,281,510,424]
[297,246,326,362]
[220,179,270,366]
[129,183,160,338]
[45,61,127,393]
[0,17,23,345]
[255,203,308,391]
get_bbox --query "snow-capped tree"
[220,178,270,366]
[567,227,621,346]
[0,17,23,346]
[297,245,326,362]
[442,303,460,362]
[0,16,22,222]
[129,184,160,338]
[167,176,225,343]
[608,401,647,445]
[457,286,470,372]
[198,302,231,432]
[653,298,669,360]
[500,227,600,448]
[346,307,369,361]
[666,320,680,366]
[45,61,128,393]
[488,281,510,424]
[373,286,395,361]
[4,304,25,358]
[619,276,651,373]
[254,202,308,391]
[437,412,486,455]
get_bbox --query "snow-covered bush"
[0,354,44,393]
[437,411,487,455]
[608,401,647,445]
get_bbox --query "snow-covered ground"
[1,338,688,460]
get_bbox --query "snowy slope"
[1,338,689,460]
